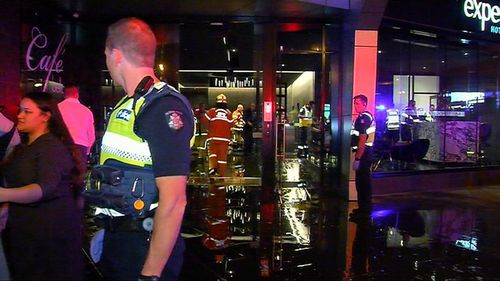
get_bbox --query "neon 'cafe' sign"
[463,0,500,34]
[25,27,69,92]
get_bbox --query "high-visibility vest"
[298,106,313,127]
[351,111,376,150]
[100,82,194,166]
[93,82,194,217]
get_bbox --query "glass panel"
[375,23,500,172]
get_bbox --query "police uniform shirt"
[351,111,374,149]
[135,94,194,177]
[355,113,372,136]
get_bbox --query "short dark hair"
[353,94,368,105]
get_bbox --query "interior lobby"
[0,0,499,280]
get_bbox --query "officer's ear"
[108,47,123,65]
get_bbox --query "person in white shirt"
[58,84,96,164]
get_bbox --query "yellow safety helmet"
[216,94,227,103]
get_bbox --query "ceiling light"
[410,29,437,38]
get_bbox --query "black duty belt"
[95,215,154,233]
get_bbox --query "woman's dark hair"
[10,92,85,193]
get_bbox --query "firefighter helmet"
[216,94,227,103]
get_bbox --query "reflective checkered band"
[101,132,152,164]
[101,143,152,163]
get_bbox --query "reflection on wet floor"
[182,152,500,280]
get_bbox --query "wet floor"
[179,152,500,281]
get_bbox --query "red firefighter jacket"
[203,107,234,142]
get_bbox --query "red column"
[349,30,378,196]
[352,30,378,115]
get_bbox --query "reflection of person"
[298,101,314,157]
[203,94,233,176]
[96,18,194,280]
[0,92,84,280]
[243,102,257,155]
[58,84,96,164]
[202,182,229,250]
[350,217,372,276]
[350,94,375,220]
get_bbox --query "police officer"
[96,18,194,281]
[400,100,417,141]
[350,94,375,220]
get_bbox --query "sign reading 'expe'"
[463,0,500,34]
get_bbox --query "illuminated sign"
[463,0,500,34]
[210,77,255,88]
[323,104,330,119]
[25,27,69,92]
[263,101,273,122]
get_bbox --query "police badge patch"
[165,111,184,130]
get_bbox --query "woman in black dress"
[0,92,85,280]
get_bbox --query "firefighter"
[203,94,234,176]
[232,104,245,150]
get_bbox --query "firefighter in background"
[232,104,245,150]
[297,100,315,157]
[203,94,234,176]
